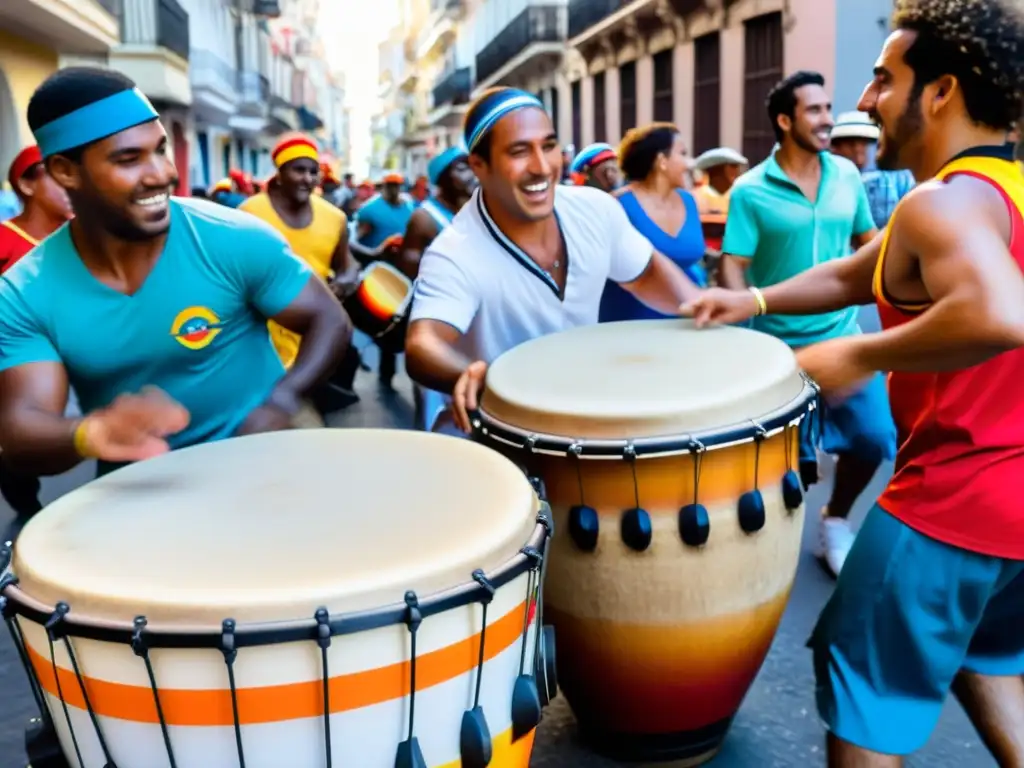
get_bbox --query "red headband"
[8,145,43,190]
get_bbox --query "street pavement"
[0,321,997,767]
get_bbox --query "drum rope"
[532,534,550,699]
[516,561,537,677]
[471,571,495,709]
[625,443,642,510]
[220,619,247,768]
[61,633,118,766]
[403,591,424,743]
[750,421,767,492]
[0,570,51,728]
[131,617,177,768]
[44,606,86,768]
[315,608,334,768]
[570,443,586,507]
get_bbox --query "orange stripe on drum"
[436,726,535,768]
[25,600,530,726]
[358,276,403,320]
[522,428,799,512]
[545,588,791,733]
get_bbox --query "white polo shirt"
[410,185,654,363]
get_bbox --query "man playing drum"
[399,146,477,433]
[684,0,1024,763]
[0,68,351,480]
[405,88,701,433]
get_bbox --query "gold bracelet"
[749,286,768,316]
[73,419,97,459]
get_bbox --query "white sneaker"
[816,510,854,578]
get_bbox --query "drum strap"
[421,199,454,230]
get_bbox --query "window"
[653,48,674,124]
[743,12,784,164]
[593,70,607,143]
[619,60,637,135]
[693,32,721,154]
[571,79,582,150]
[549,86,559,141]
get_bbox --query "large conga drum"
[0,430,555,768]
[473,320,816,765]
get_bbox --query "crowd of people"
[0,0,1022,765]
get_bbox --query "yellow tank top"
[239,193,347,367]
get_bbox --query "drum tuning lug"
[315,608,332,649]
[568,505,599,552]
[459,706,493,768]
[44,603,70,637]
[535,624,558,706]
[403,591,423,632]
[130,616,149,658]
[678,504,711,547]
[527,474,547,499]
[471,570,496,605]
[395,736,428,768]
[620,508,653,552]
[738,490,767,534]
[782,470,803,511]
[510,673,542,742]
[220,619,238,663]
[0,541,11,571]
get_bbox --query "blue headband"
[428,146,467,186]
[464,89,545,152]
[570,143,617,174]
[34,87,160,158]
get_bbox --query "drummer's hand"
[452,361,488,434]
[796,337,873,401]
[235,390,302,436]
[679,288,759,327]
[329,274,358,301]
[78,387,189,462]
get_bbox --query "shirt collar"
[764,149,836,191]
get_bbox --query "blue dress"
[599,188,707,322]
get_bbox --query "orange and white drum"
[342,260,412,354]
[0,430,555,768]
[473,320,816,765]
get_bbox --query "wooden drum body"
[1,431,556,768]
[474,320,816,765]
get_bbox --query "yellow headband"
[274,144,319,169]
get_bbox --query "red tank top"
[873,146,1024,558]
[0,220,38,273]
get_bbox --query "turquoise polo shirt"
[0,198,312,470]
[354,194,415,249]
[722,151,875,347]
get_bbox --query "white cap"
[693,147,748,171]
[831,111,880,142]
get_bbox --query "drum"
[342,261,412,354]
[473,320,816,765]
[0,430,556,768]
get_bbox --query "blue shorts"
[809,505,1024,755]
[799,372,896,470]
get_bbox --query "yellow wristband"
[749,286,768,316]
[73,419,98,459]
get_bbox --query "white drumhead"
[12,430,538,625]
[481,319,805,439]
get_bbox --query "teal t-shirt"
[722,151,875,347]
[0,198,312,462]
[354,194,415,249]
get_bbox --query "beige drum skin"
[1,430,552,768]
[475,320,816,765]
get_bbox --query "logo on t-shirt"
[171,306,223,350]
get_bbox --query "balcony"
[568,0,713,48]
[230,70,270,136]
[0,0,120,54]
[109,0,191,107]
[190,47,239,120]
[475,4,567,92]
[429,0,464,14]
[418,0,464,60]
[429,67,472,127]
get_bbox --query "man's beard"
[877,91,923,171]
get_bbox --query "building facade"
[0,0,120,176]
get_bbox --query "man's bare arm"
[405,319,473,394]
[852,228,879,249]
[850,180,1024,372]
[329,218,354,281]
[0,363,81,475]
[621,251,702,313]
[397,210,438,280]
[269,277,353,402]
[717,254,750,290]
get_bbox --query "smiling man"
[405,87,700,433]
[0,68,351,480]
[717,70,894,579]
